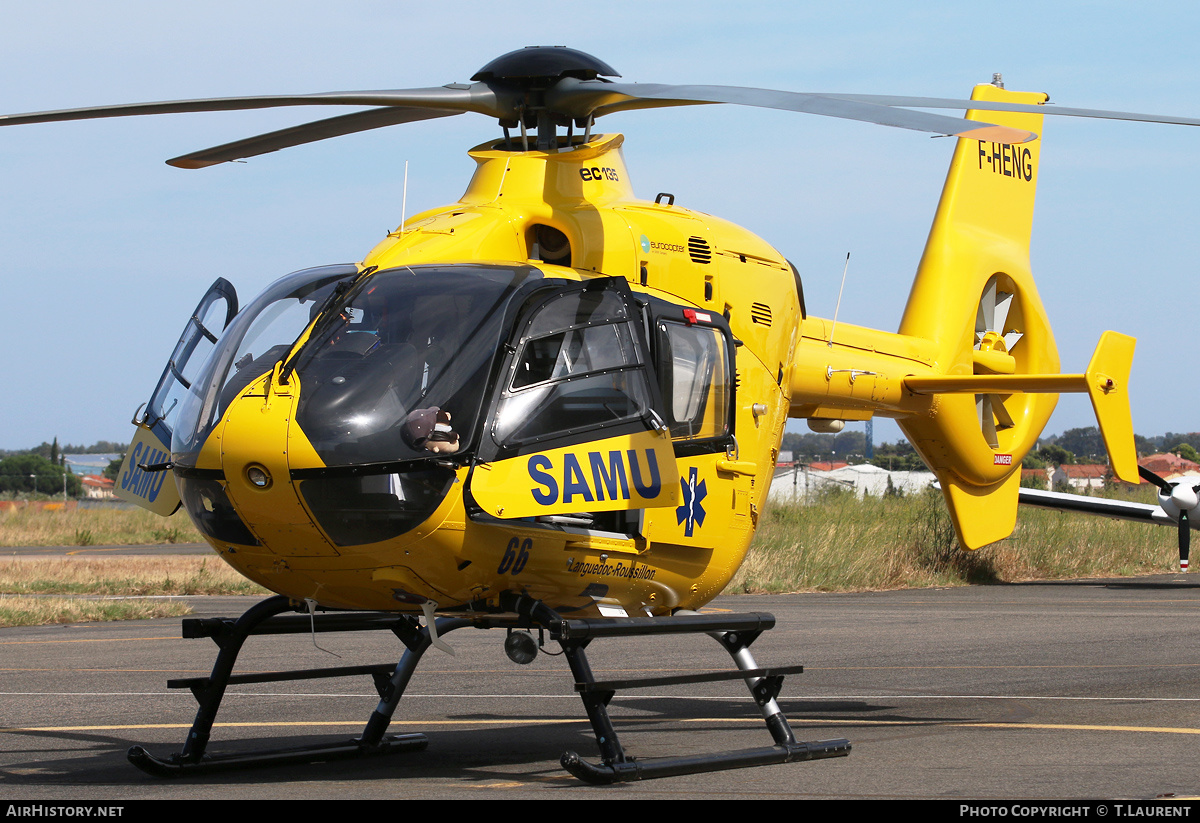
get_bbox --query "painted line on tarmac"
[793,693,1200,701]
[0,636,177,646]
[794,717,1200,735]
[4,716,1200,736]
[806,663,1200,670]
[5,690,1200,703]
[1,719,586,733]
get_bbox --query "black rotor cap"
[472,47,619,84]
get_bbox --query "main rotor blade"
[168,106,463,168]
[823,94,1200,128]
[0,85,497,128]
[559,80,1037,144]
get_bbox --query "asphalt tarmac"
[3,571,1200,800]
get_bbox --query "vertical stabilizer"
[898,83,1054,549]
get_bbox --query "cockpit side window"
[141,278,238,449]
[171,265,359,461]
[491,282,656,449]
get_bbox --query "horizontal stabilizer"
[904,331,1138,483]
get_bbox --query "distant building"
[806,461,848,472]
[80,474,115,500]
[1050,464,1108,491]
[770,462,935,503]
[1138,453,1200,481]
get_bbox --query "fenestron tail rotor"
[7,46,1200,168]
[974,275,1024,449]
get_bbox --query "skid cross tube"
[129,593,849,783]
[127,595,464,777]
[500,593,851,784]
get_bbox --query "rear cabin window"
[657,321,731,440]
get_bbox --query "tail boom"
[786,82,1140,549]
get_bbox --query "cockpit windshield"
[172,263,541,468]
[291,264,539,466]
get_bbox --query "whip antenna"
[400,160,409,233]
[828,252,850,348]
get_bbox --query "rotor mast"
[470,46,617,151]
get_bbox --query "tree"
[1035,444,1075,467]
[1020,471,1048,490]
[1054,427,1105,463]
[1164,432,1200,454]
[0,454,82,497]
[867,440,926,471]
[1134,433,1161,455]
[1172,443,1200,463]
[104,457,124,482]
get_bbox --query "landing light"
[246,465,272,489]
[504,630,538,664]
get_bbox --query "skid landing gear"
[128,593,849,782]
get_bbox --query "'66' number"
[498,537,531,575]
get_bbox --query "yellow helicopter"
[4,46,1196,783]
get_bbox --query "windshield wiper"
[279,266,376,384]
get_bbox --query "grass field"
[0,503,260,626]
[0,486,1180,626]
[730,485,1173,593]
[0,504,203,547]
[0,596,192,627]
[0,553,269,627]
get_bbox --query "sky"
[1,1,1198,451]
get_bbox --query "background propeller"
[1138,465,1200,570]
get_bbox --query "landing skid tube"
[128,593,849,782]
[499,595,850,784]
[126,595,463,777]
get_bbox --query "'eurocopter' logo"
[640,234,651,253]
[676,467,707,537]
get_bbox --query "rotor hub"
[472,46,619,86]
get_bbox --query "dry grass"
[0,554,269,596]
[0,489,1179,621]
[731,486,1176,594]
[0,554,267,627]
[0,596,192,627]
[0,506,203,547]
